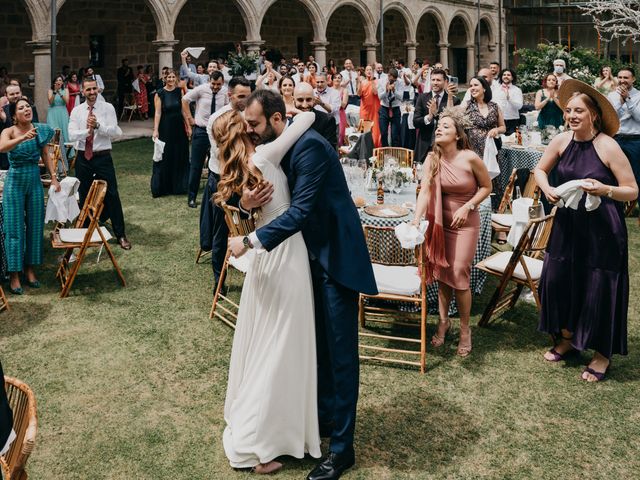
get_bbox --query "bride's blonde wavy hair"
[426,106,472,183]
[212,110,263,205]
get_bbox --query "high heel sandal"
[431,318,451,347]
[457,328,472,357]
[544,334,575,362]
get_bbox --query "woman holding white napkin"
[412,109,491,357]
[534,80,638,382]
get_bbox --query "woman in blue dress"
[0,97,60,294]
[47,75,70,169]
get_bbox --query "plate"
[364,204,409,218]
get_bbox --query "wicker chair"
[0,376,37,480]
[1,460,10,479]
[358,226,429,373]
[0,285,8,314]
[51,180,126,298]
[39,129,66,188]
[209,202,256,328]
[491,169,539,236]
[371,147,414,169]
[476,208,557,327]
[356,119,374,133]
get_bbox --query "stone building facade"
[1,0,503,120]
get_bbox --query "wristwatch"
[95,121,100,130]
[466,202,476,211]
[607,186,614,198]
[242,236,253,249]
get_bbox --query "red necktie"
[85,105,94,160]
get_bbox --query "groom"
[229,89,377,480]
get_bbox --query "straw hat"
[558,79,620,137]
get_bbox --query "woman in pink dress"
[134,65,149,119]
[65,72,81,114]
[332,73,349,146]
[357,65,381,147]
[412,110,491,356]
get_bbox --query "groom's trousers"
[311,259,359,455]
[199,171,228,286]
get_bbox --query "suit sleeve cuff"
[248,232,263,251]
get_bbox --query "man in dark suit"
[230,90,377,480]
[0,359,14,460]
[116,59,134,117]
[0,83,39,169]
[293,82,338,150]
[413,68,460,163]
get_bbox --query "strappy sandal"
[431,318,451,347]
[544,334,575,362]
[457,328,472,357]
[581,366,608,383]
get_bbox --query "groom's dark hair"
[247,89,286,121]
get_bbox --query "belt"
[615,134,640,140]
[348,94,359,98]
[79,149,111,157]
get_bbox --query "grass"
[1,138,639,479]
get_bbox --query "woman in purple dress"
[534,80,638,382]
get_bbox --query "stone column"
[363,42,378,66]
[242,39,265,56]
[488,44,498,63]
[310,41,329,69]
[438,42,450,70]
[405,42,418,66]
[153,39,179,70]
[466,44,476,82]
[28,40,51,123]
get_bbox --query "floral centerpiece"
[366,156,413,191]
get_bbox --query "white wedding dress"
[223,112,321,468]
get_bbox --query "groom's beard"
[249,122,278,146]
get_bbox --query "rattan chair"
[39,129,66,188]
[50,180,126,298]
[491,169,539,235]
[371,147,414,169]
[0,376,37,480]
[0,286,8,313]
[476,208,557,327]
[358,225,429,373]
[209,202,256,328]
[1,460,10,479]
[195,248,211,264]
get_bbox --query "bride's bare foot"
[253,461,283,474]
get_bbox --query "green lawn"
[1,138,639,479]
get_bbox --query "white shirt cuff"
[424,115,432,125]
[248,232,263,250]
[1,429,16,456]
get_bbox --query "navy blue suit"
[256,128,377,455]
[0,360,13,454]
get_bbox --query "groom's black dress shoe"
[306,450,355,480]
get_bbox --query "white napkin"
[554,180,601,211]
[483,137,500,179]
[407,111,415,130]
[153,137,165,162]
[183,47,205,59]
[132,78,140,93]
[45,176,81,223]
[394,221,429,249]
[507,197,533,247]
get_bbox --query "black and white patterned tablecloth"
[359,199,491,316]
[497,146,544,193]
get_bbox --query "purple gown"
[538,137,629,358]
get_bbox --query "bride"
[211,108,320,474]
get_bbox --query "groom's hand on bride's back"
[240,181,274,211]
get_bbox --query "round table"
[355,185,491,315]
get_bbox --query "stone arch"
[260,0,319,60]
[173,0,248,63]
[447,10,474,46]
[415,8,446,65]
[21,0,49,41]
[171,0,257,41]
[325,3,370,66]
[377,2,415,64]
[382,2,416,43]
[0,1,39,86]
[479,14,497,46]
[324,0,377,43]
[260,0,324,42]
[475,15,497,67]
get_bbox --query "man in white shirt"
[340,59,360,106]
[462,67,500,104]
[374,63,387,83]
[68,78,131,250]
[314,74,341,125]
[553,59,572,86]
[181,51,219,87]
[395,59,413,102]
[377,68,403,147]
[182,71,228,208]
[493,68,523,135]
[489,62,501,90]
[609,67,640,184]
[291,61,307,86]
[202,77,253,287]
[179,53,197,81]
[83,67,105,102]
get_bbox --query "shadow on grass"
[357,390,479,471]
[0,301,49,336]
[123,222,175,248]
